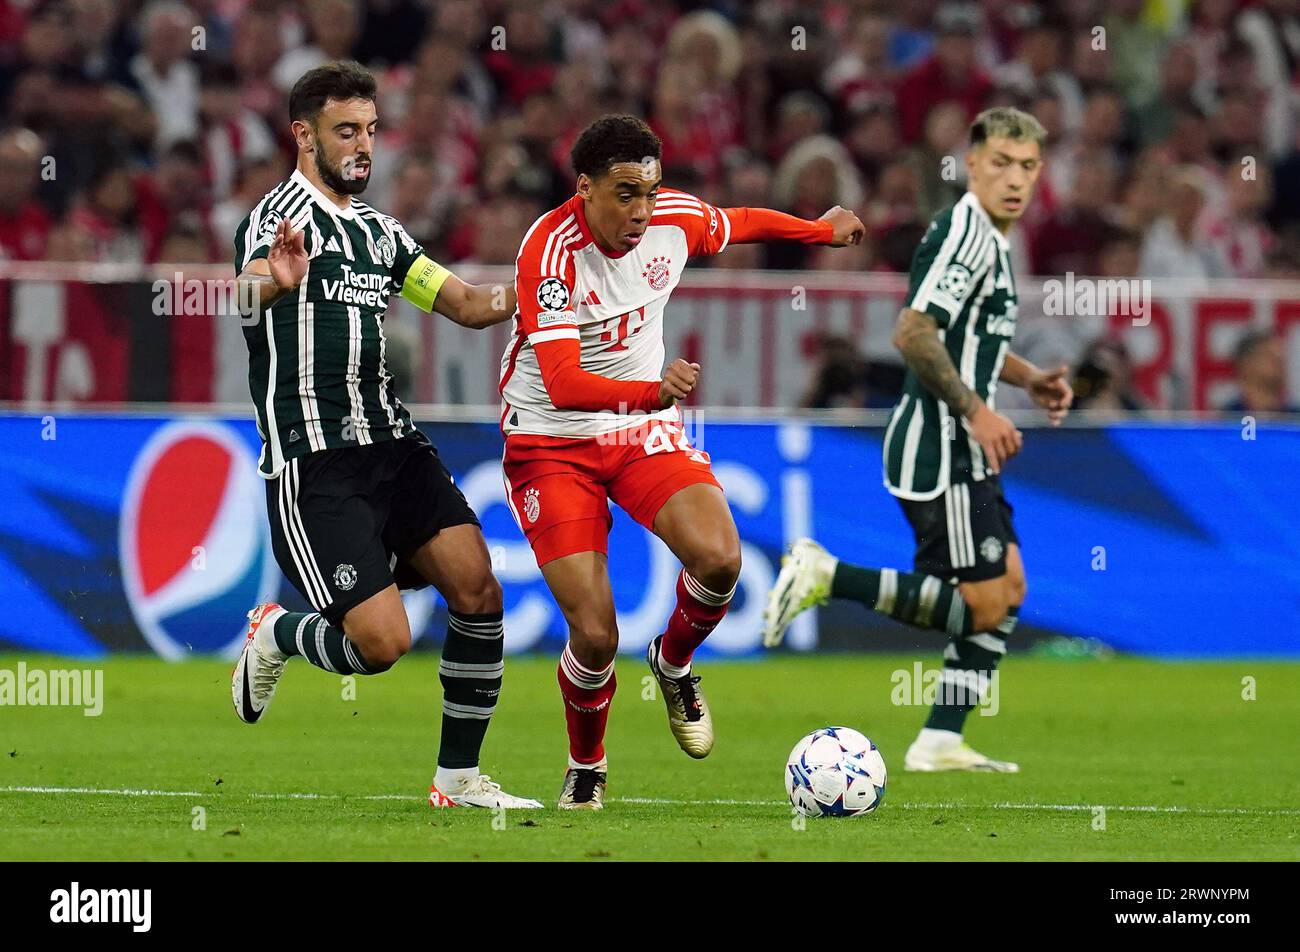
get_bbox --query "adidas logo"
[324,236,341,253]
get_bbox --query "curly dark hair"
[289,60,376,124]
[570,114,662,178]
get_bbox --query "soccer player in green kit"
[231,61,540,809]
[764,107,1074,772]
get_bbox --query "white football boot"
[231,603,289,724]
[428,775,543,809]
[763,538,837,648]
[646,635,713,758]
[903,728,1020,773]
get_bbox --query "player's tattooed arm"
[432,273,518,329]
[893,307,1023,471]
[892,308,977,416]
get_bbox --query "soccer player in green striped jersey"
[765,107,1074,772]
[230,61,542,809]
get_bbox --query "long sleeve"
[649,188,833,255]
[532,336,663,413]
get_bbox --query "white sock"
[915,727,962,750]
[568,755,608,772]
[656,651,691,680]
[434,765,479,793]
[253,610,289,661]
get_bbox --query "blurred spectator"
[130,1,201,150]
[274,0,362,91]
[1032,150,1122,275]
[996,20,1084,136]
[211,155,286,256]
[1219,331,1300,414]
[354,0,431,67]
[200,62,277,203]
[800,335,903,410]
[136,140,216,262]
[1139,167,1228,280]
[1204,162,1275,278]
[1072,338,1149,414]
[1104,0,1169,112]
[895,6,992,143]
[901,99,967,222]
[67,155,145,263]
[0,128,52,260]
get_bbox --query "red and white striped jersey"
[499,188,733,438]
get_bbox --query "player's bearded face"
[967,136,1042,224]
[306,98,376,197]
[315,134,370,196]
[581,160,661,253]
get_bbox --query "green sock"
[925,607,1018,732]
[437,610,504,769]
[831,562,974,638]
[271,611,374,675]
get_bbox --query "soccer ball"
[785,726,887,817]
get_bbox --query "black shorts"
[897,476,1018,582]
[265,431,480,626]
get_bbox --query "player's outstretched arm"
[1001,352,1073,425]
[722,205,864,247]
[429,273,518,329]
[397,255,517,329]
[892,307,1022,471]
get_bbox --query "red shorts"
[503,419,722,566]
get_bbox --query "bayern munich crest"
[642,256,670,291]
[119,422,279,660]
[524,487,541,524]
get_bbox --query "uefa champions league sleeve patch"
[258,209,285,240]
[536,277,571,311]
[938,262,972,298]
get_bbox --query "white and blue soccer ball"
[785,726,887,818]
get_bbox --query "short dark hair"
[570,114,662,179]
[289,60,376,125]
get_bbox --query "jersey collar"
[963,191,1010,251]
[291,167,359,220]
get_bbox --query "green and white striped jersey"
[234,169,425,478]
[882,191,1019,500]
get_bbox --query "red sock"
[557,644,616,766]
[659,570,735,669]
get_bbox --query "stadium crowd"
[0,0,1296,411]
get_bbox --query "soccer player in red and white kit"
[500,115,864,808]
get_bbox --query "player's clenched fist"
[819,206,865,247]
[659,358,700,406]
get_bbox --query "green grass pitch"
[1,653,1297,861]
